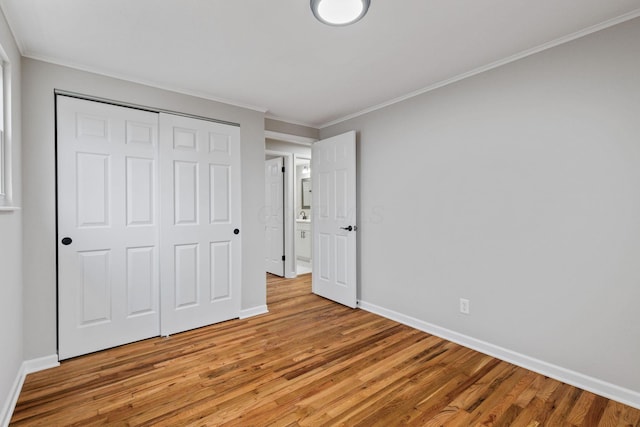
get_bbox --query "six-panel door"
[57,96,161,359]
[159,113,241,336]
[265,157,284,276]
[312,131,357,308]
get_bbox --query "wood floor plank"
[472,370,538,426]
[10,273,640,426]
[599,400,625,427]
[584,395,612,426]
[616,402,640,427]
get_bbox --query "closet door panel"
[57,96,160,360]
[159,113,241,336]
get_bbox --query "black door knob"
[233,229,240,235]
[340,226,353,232]
[61,237,73,245]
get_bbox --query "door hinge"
[282,255,286,261]
[281,166,285,173]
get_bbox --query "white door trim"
[264,130,316,146]
[294,154,312,276]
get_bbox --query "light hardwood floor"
[11,274,640,426]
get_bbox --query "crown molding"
[22,53,268,114]
[0,1,26,54]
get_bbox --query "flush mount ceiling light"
[310,0,371,26]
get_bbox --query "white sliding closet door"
[57,96,160,360]
[159,113,241,336]
[57,96,242,359]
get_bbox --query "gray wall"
[265,139,312,157]
[265,118,319,140]
[0,7,23,416]
[22,58,266,360]
[321,18,640,393]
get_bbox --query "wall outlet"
[459,298,470,315]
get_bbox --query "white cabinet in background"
[296,220,312,261]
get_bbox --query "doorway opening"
[264,136,314,279]
[295,157,312,275]
[265,130,356,308]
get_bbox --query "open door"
[265,157,285,276]
[312,131,357,308]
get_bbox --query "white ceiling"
[2,0,640,128]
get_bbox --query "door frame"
[293,154,312,274]
[265,150,295,278]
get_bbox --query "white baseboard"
[1,364,25,427]
[23,355,59,375]
[358,300,640,410]
[239,305,269,319]
[1,355,59,427]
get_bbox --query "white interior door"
[159,113,241,336]
[265,157,284,276]
[312,131,357,308]
[57,96,160,359]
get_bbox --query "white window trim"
[0,50,19,211]
[0,128,17,210]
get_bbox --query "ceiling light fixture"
[310,0,370,26]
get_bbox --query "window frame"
[0,50,16,210]
[0,59,5,202]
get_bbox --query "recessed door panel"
[209,132,230,155]
[210,164,230,224]
[173,128,197,151]
[79,250,111,325]
[318,233,331,281]
[174,244,199,308]
[126,121,155,146]
[335,169,348,220]
[126,157,154,226]
[174,161,198,225]
[335,235,348,286]
[210,241,231,301]
[126,246,156,316]
[77,114,109,140]
[77,153,110,228]
[335,141,349,162]
[318,171,330,220]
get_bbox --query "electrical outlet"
[459,298,470,315]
